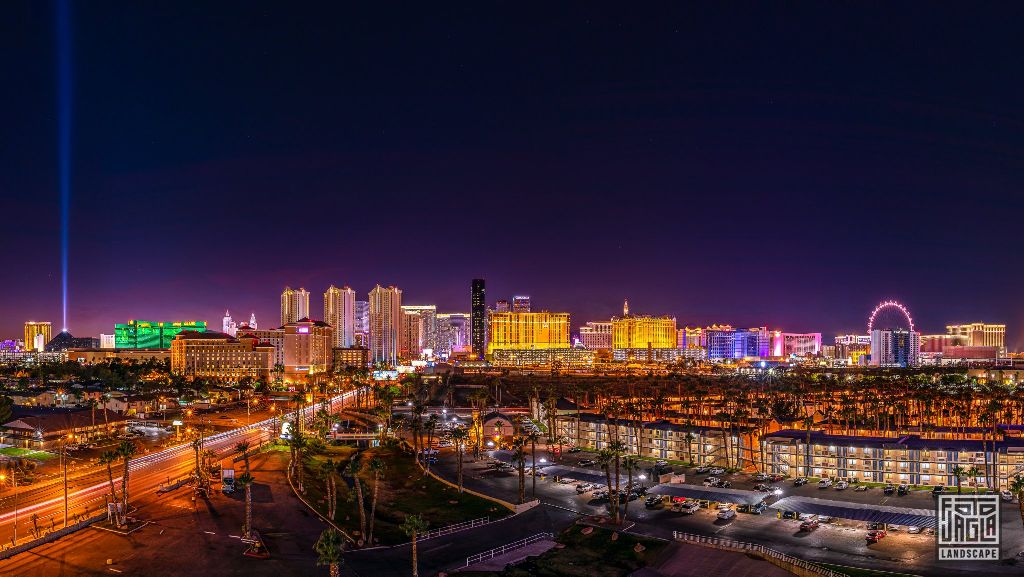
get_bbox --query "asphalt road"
[0,449,328,577]
[0,391,359,549]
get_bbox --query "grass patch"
[462,525,667,577]
[302,442,510,545]
[816,563,921,577]
[0,447,55,461]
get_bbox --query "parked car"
[818,478,833,488]
[753,483,770,492]
[567,447,582,453]
[781,511,800,519]
[738,502,769,514]
[754,473,769,482]
[704,477,720,486]
[713,480,731,488]
[644,495,664,508]
[866,530,887,543]
[897,483,910,495]
[576,483,594,493]
[800,518,820,531]
[710,468,726,475]
[883,483,895,495]
[907,526,923,534]
[578,459,596,467]
[592,490,608,500]
[835,481,849,490]
[769,474,786,482]
[694,466,710,474]
[932,485,946,497]
[854,484,868,491]
[793,477,808,486]
[717,508,737,520]
[655,459,668,467]
[1002,490,1015,502]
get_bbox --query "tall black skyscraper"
[471,278,486,357]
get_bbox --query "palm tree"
[1009,474,1024,530]
[597,448,615,517]
[236,441,251,473]
[622,455,639,521]
[400,514,429,577]
[100,393,111,432]
[512,437,527,504]
[423,414,440,473]
[952,465,966,494]
[966,465,982,493]
[117,440,138,526]
[318,459,338,520]
[527,430,540,498]
[99,450,120,504]
[237,471,255,539]
[345,455,367,543]
[367,457,385,546]
[609,440,626,523]
[450,426,469,492]
[289,431,308,491]
[314,528,346,577]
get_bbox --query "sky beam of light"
[56,0,72,332]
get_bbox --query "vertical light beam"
[57,0,72,332]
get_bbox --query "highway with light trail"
[0,389,361,549]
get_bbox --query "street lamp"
[0,471,17,545]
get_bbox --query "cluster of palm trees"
[97,439,138,527]
[314,513,428,577]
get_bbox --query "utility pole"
[61,434,72,528]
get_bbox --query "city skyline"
[4,281,1019,349]
[4,3,1024,348]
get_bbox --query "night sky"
[3,2,1024,347]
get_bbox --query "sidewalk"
[344,506,560,577]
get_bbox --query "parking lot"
[434,446,1024,576]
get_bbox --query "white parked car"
[818,478,833,488]
[717,508,736,520]
[835,481,849,490]
[710,468,726,475]
[680,502,701,514]
[1002,490,1015,502]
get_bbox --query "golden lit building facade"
[283,319,334,382]
[487,312,570,354]
[612,316,677,350]
[280,286,310,326]
[24,321,52,352]
[946,323,1005,349]
[170,331,274,382]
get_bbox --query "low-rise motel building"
[1,408,128,450]
[554,409,1024,490]
[555,412,750,466]
[764,429,1024,490]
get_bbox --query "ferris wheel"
[867,300,915,333]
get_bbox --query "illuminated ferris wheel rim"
[867,300,915,333]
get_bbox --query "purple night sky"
[2,3,1024,347]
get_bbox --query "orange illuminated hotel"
[487,311,570,354]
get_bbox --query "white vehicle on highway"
[818,478,833,488]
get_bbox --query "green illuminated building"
[114,320,207,349]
